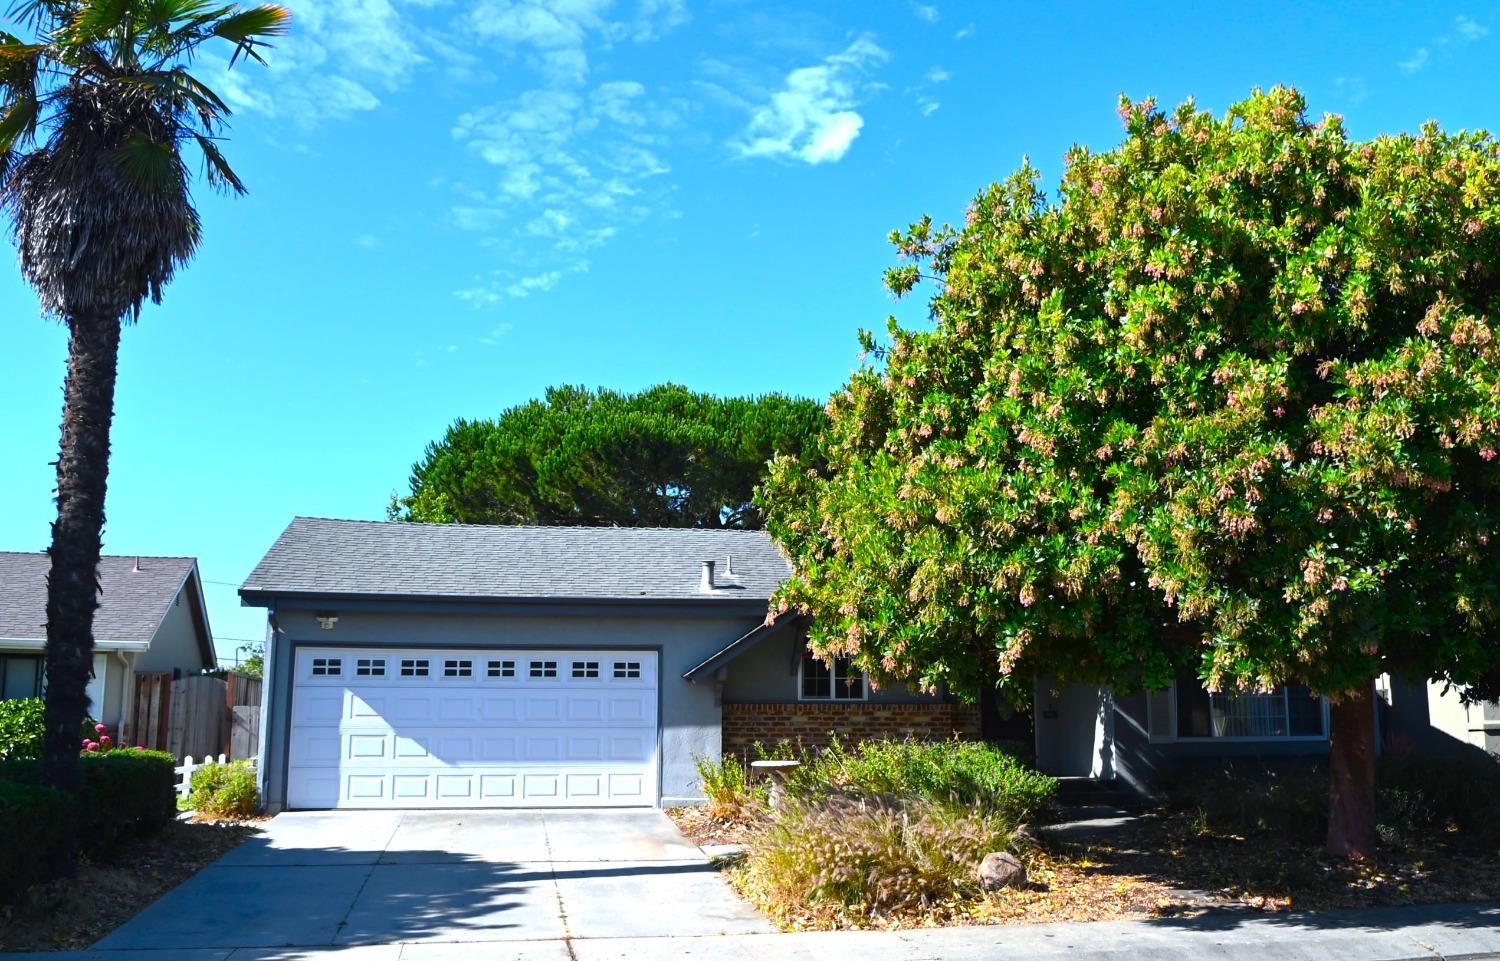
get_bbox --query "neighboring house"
[0,552,217,741]
[239,517,977,812]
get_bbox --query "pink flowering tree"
[761,88,1500,859]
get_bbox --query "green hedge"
[189,760,258,818]
[0,748,177,858]
[0,781,75,904]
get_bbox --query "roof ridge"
[0,551,200,562]
[293,516,773,536]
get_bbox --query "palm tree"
[0,0,288,799]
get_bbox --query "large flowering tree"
[761,88,1500,858]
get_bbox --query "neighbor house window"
[0,654,42,700]
[799,647,865,701]
[1153,677,1327,740]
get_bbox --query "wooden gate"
[130,670,263,760]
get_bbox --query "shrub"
[1376,751,1500,843]
[694,755,762,820]
[776,738,1056,822]
[739,797,1019,926]
[0,781,75,904]
[0,699,45,762]
[0,747,176,854]
[1174,766,1329,845]
[189,760,259,818]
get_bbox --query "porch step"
[1052,776,1146,809]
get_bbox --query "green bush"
[0,699,45,762]
[771,738,1056,822]
[0,781,75,904]
[189,760,259,818]
[694,755,762,820]
[0,748,176,854]
[1174,752,1500,847]
[1376,751,1500,843]
[739,797,1019,926]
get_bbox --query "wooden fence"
[131,671,262,761]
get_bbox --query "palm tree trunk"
[1326,684,1378,859]
[41,311,121,796]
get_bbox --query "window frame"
[797,649,868,702]
[1147,679,1330,743]
[0,654,43,700]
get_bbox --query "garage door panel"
[289,648,657,809]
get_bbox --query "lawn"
[671,741,1500,931]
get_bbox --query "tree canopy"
[395,384,826,529]
[761,89,1500,855]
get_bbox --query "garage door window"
[311,657,342,676]
[400,658,430,677]
[355,658,386,677]
[529,660,557,678]
[487,659,516,677]
[443,659,473,677]
[613,661,641,679]
[571,660,600,678]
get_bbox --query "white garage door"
[287,648,658,809]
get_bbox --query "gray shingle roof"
[240,517,792,603]
[0,552,199,645]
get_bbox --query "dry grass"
[674,803,1500,930]
[0,816,261,952]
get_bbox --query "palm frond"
[115,130,185,191]
[6,0,77,34]
[192,130,241,193]
[212,3,287,66]
[0,92,40,150]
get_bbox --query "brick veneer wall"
[721,701,983,758]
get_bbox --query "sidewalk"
[5,900,1497,961]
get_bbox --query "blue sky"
[1,1,1496,662]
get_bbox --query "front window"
[800,648,865,701]
[1171,679,1327,738]
[0,654,43,700]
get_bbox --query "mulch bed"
[669,806,1500,930]
[0,816,262,952]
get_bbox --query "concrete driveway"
[91,809,771,953]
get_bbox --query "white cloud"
[954,23,973,39]
[911,3,938,23]
[1453,15,1489,41]
[918,98,939,117]
[926,66,950,84]
[1399,46,1430,73]
[1399,15,1489,74]
[732,37,888,165]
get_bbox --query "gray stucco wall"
[258,603,763,812]
[721,628,938,704]
[136,579,211,672]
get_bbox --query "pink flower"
[99,735,112,745]
[136,744,146,751]
[83,741,98,752]
[1482,448,1498,462]
[1273,406,1286,416]
[94,723,107,734]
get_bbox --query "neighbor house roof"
[0,553,211,656]
[240,517,793,605]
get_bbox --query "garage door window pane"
[444,659,473,677]
[571,661,600,678]
[401,659,430,677]
[613,661,641,679]
[530,660,557,678]
[312,657,342,676]
[487,660,515,678]
[356,658,385,677]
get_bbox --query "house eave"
[0,636,151,653]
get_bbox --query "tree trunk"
[41,312,122,797]
[1326,684,1378,859]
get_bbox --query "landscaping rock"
[977,851,1027,891]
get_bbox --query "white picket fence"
[175,753,256,800]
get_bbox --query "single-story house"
[241,517,1498,812]
[240,518,978,812]
[0,552,217,741]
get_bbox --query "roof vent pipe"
[700,560,716,592]
[724,555,735,577]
